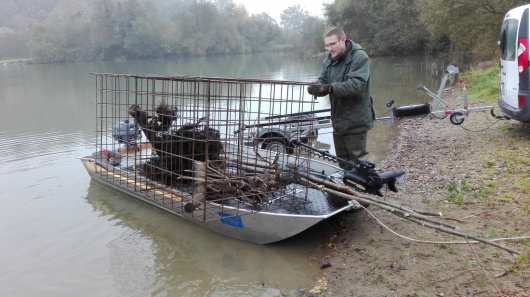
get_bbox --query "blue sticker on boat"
[218,212,244,228]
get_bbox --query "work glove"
[307,83,332,97]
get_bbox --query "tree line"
[0,0,527,63]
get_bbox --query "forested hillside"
[0,0,527,63]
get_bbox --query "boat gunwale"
[81,156,353,220]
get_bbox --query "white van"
[499,4,530,122]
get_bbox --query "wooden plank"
[92,162,183,202]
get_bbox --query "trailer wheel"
[262,139,293,154]
[450,112,465,125]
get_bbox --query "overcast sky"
[234,0,329,23]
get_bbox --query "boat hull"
[81,156,352,244]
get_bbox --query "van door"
[500,17,520,108]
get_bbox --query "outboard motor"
[290,139,405,197]
[112,119,140,149]
[343,161,405,197]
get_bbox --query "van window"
[501,19,519,61]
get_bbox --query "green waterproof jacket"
[317,40,375,135]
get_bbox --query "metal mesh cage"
[89,73,345,224]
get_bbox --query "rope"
[363,206,530,245]
[458,118,501,132]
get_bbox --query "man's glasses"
[325,40,340,49]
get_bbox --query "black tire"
[392,103,431,118]
[449,112,465,125]
[261,139,293,154]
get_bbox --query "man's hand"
[307,83,332,97]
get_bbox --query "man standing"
[308,27,375,169]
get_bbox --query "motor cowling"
[343,161,405,196]
[112,119,140,148]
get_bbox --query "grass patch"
[491,249,501,258]
[518,250,529,264]
[447,181,477,204]
[514,178,530,193]
[460,65,499,102]
[490,229,500,238]
[478,278,486,289]
[461,182,475,191]
[521,239,530,247]
[508,249,530,276]
[376,274,390,284]
[475,184,494,199]
[447,182,464,204]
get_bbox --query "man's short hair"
[325,27,346,39]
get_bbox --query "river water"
[0,53,463,296]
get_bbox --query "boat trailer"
[237,64,504,155]
[376,64,505,125]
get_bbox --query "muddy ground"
[311,88,530,297]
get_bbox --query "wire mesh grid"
[90,73,335,222]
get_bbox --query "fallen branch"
[300,177,457,230]
[300,177,521,255]
[406,216,520,255]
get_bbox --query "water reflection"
[85,181,328,296]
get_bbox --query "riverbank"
[314,86,530,296]
[0,58,31,65]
